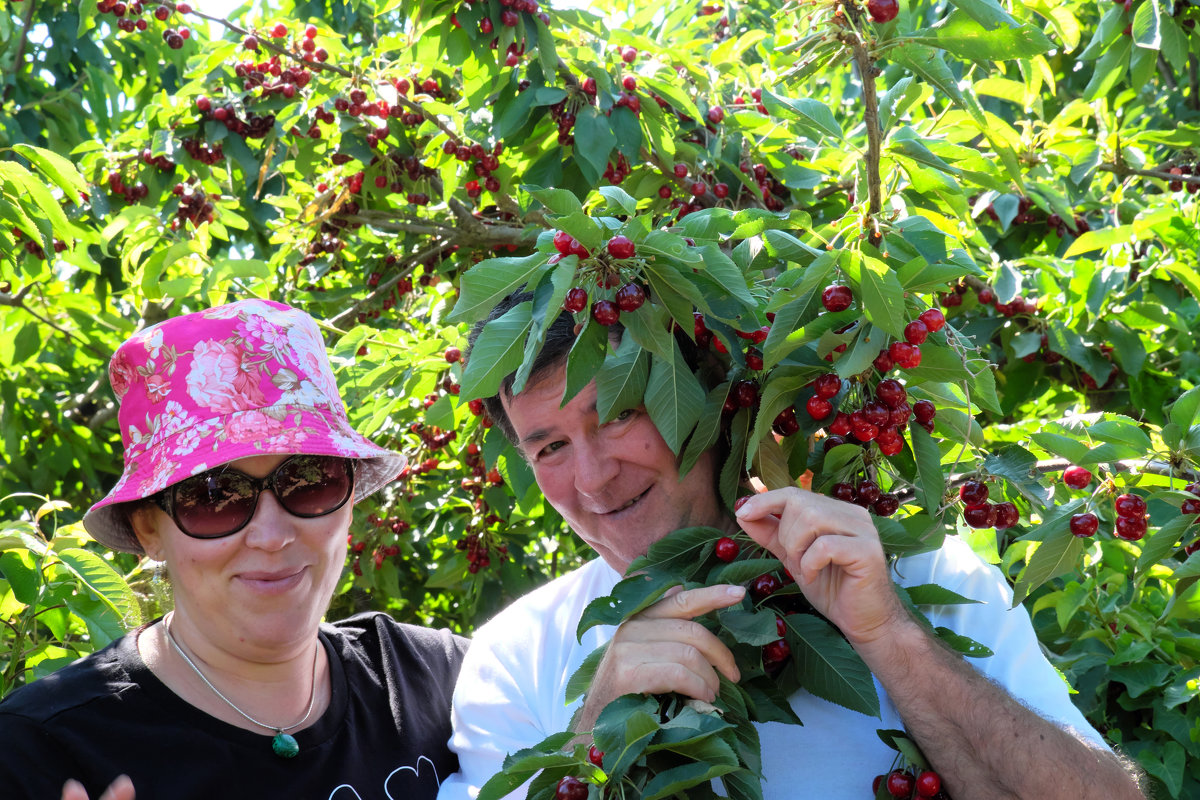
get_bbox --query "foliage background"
[1,0,1199,794]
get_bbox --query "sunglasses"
[152,455,355,539]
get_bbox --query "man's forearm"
[855,619,1146,800]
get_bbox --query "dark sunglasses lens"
[172,471,258,537]
[274,456,353,517]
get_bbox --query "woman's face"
[133,454,353,661]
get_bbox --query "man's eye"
[614,409,636,421]
[538,440,566,458]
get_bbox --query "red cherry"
[814,373,841,399]
[591,300,620,326]
[868,0,899,21]
[913,399,935,424]
[1070,513,1099,537]
[831,483,856,503]
[744,346,765,372]
[762,638,790,667]
[621,46,637,63]
[918,308,945,333]
[243,34,258,50]
[734,379,759,408]
[750,573,782,600]
[876,429,904,456]
[713,182,729,198]
[715,536,740,562]
[1182,498,1200,515]
[773,406,800,436]
[1063,466,1093,489]
[690,181,707,197]
[607,235,636,259]
[615,283,646,312]
[555,777,589,800]
[821,285,853,312]
[708,106,725,124]
[195,96,211,112]
[862,400,890,427]
[855,481,881,506]
[564,287,588,313]
[904,319,929,345]
[873,350,894,373]
[875,378,906,408]
[959,480,989,508]
[915,770,941,797]
[806,395,833,420]
[444,347,462,363]
[587,746,604,767]
[1115,515,1147,541]
[271,22,287,37]
[874,494,899,516]
[1114,494,1146,518]
[552,230,576,255]
[964,503,997,529]
[888,401,912,428]
[886,770,914,798]
[827,412,852,437]
[994,501,1019,529]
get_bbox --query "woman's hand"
[61,775,135,800]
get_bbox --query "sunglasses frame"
[152,455,356,539]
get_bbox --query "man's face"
[501,363,729,572]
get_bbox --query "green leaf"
[1169,386,1200,432]
[523,185,584,216]
[12,144,88,201]
[565,642,609,704]
[1131,0,1162,50]
[645,343,705,454]
[719,607,784,646]
[1136,515,1193,575]
[761,91,843,141]
[595,337,649,424]
[57,548,141,627]
[1063,224,1138,258]
[593,695,660,777]
[911,10,1052,59]
[598,185,637,216]
[577,568,683,638]
[447,254,548,324]
[910,425,945,515]
[0,549,39,604]
[642,760,739,800]
[1012,501,1086,606]
[707,557,784,586]
[783,614,880,717]
[945,0,1020,30]
[573,106,617,182]
[459,301,534,402]
[855,256,907,340]
[564,318,609,406]
[902,584,982,606]
[932,626,993,658]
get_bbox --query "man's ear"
[128,503,165,561]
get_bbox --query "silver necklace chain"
[163,613,320,736]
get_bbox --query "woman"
[0,299,466,799]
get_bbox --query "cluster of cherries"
[556,234,646,326]
[958,480,1020,530]
[443,139,504,197]
[95,0,192,37]
[874,767,948,799]
[1166,163,1199,193]
[106,172,149,201]
[970,194,1091,240]
[242,21,329,62]
[169,181,216,229]
[1062,466,1162,542]
[11,230,68,261]
[179,136,224,165]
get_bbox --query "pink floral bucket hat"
[83,299,406,554]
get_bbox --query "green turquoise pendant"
[272,732,300,758]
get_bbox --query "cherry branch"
[1,0,37,104]
[1099,162,1200,185]
[187,9,353,78]
[849,38,882,217]
[329,239,457,329]
[0,283,111,361]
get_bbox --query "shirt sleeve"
[902,537,1109,748]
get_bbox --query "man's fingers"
[62,780,88,800]
[641,584,745,621]
[100,776,135,800]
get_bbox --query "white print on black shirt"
[328,755,442,800]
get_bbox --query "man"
[438,300,1145,799]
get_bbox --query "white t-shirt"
[439,536,1105,800]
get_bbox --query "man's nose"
[572,433,621,499]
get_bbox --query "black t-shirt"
[0,612,468,799]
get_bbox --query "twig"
[1,0,36,104]
[329,240,458,329]
[187,9,353,78]
[0,283,110,361]
[1099,163,1200,185]
[849,39,882,215]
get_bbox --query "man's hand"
[574,584,745,733]
[62,776,135,800]
[735,487,908,647]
